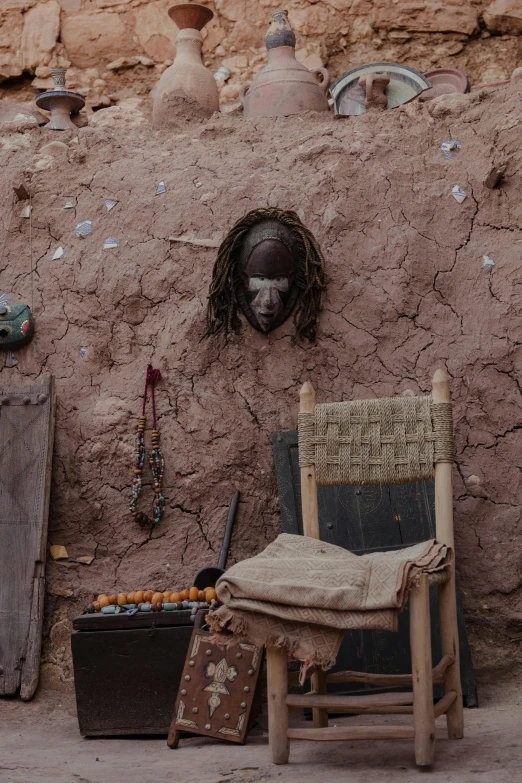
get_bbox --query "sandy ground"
[1,682,522,783]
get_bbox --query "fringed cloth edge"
[206,534,452,671]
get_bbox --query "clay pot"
[152,3,219,127]
[240,10,330,118]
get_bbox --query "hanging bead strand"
[130,364,165,528]
[150,428,165,526]
[130,414,146,515]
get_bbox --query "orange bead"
[171,592,181,603]
[97,593,108,604]
[117,593,128,606]
[144,590,154,602]
[189,587,199,602]
[152,592,164,604]
[134,591,144,604]
[205,587,217,602]
[127,592,135,604]
[180,589,189,601]
[93,601,101,612]
[98,595,110,608]
[198,590,206,602]
[109,594,118,605]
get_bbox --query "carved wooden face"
[241,239,295,332]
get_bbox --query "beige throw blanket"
[207,533,450,669]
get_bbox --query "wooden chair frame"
[266,369,464,767]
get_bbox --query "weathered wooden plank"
[0,375,55,698]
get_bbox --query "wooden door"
[0,375,55,698]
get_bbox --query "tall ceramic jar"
[153,3,219,127]
[239,10,330,118]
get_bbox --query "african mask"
[0,303,34,350]
[204,208,326,342]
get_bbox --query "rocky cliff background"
[1,0,522,114]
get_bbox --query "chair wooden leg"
[267,645,290,764]
[439,575,464,739]
[410,574,436,766]
[311,668,328,728]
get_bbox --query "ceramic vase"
[239,10,330,118]
[153,3,219,127]
[35,68,85,131]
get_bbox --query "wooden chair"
[266,369,464,767]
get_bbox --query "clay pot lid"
[419,68,470,101]
[35,90,85,112]
[330,62,431,116]
[168,3,214,30]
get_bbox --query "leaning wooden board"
[0,375,55,698]
[272,429,478,707]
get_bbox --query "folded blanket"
[207,533,451,670]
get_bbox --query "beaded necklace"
[130,364,165,527]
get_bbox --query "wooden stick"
[299,382,320,540]
[432,369,464,741]
[310,669,329,729]
[325,655,454,687]
[410,574,436,766]
[286,691,414,709]
[287,725,415,741]
[434,691,457,718]
[267,646,290,764]
[291,705,415,715]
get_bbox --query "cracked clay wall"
[1,79,522,693]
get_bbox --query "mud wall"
[1,79,522,691]
[1,0,522,113]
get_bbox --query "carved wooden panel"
[169,618,263,745]
[0,375,55,698]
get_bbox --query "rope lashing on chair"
[298,396,455,486]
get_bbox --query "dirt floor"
[1,681,522,783]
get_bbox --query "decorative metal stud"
[189,660,195,667]
[38,394,47,403]
[205,724,211,730]
[248,669,254,675]
[23,396,31,405]
[206,649,212,656]
[224,713,230,719]
[180,689,187,696]
[236,653,242,659]
[192,707,198,714]
[184,675,191,681]
[240,702,246,708]
[1,397,10,405]
[243,686,250,693]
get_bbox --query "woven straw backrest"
[298,395,454,486]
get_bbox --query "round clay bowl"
[168,3,213,30]
[419,68,470,101]
[330,62,431,116]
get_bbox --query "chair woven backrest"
[298,395,454,486]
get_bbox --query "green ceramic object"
[0,303,34,349]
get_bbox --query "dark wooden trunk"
[272,429,478,707]
[72,612,194,736]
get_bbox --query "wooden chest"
[72,610,194,736]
